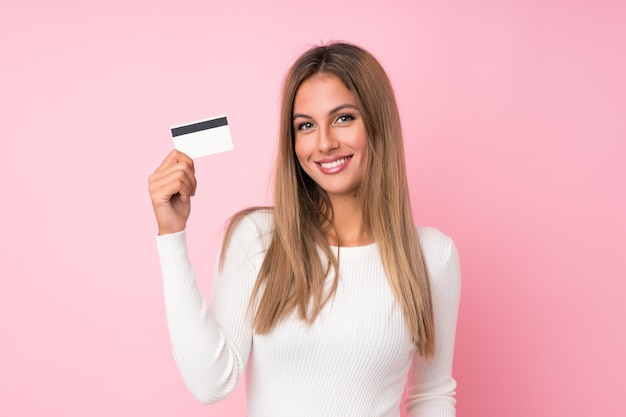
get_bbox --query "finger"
[149,160,197,193]
[150,178,194,207]
[149,166,197,204]
[150,170,195,199]
[154,149,195,174]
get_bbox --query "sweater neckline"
[330,241,378,258]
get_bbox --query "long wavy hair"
[221,42,435,356]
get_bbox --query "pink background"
[1,0,624,416]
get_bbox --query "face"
[292,74,368,201]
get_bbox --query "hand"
[148,150,197,235]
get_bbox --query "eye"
[334,114,355,125]
[296,121,314,131]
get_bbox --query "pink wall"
[1,1,624,416]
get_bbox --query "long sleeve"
[156,216,460,416]
[405,229,462,417]
[156,215,265,403]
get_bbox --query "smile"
[315,156,353,174]
[319,157,350,169]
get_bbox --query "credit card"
[171,115,233,158]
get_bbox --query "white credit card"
[171,115,234,158]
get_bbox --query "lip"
[315,155,353,174]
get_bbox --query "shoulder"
[238,207,274,235]
[224,207,274,251]
[416,226,461,288]
[416,226,455,258]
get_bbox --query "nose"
[318,125,339,153]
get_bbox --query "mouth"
[315,155,353,173]
[318,156,351,169]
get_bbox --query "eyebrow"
[292,104,360,121]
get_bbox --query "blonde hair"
[222,42,435,356]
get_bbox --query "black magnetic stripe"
[171,117,228,137]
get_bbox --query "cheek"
[349,130,368,156]
[341,123,368,152]
[294,138,309,165]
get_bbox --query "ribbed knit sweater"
[156,210,461,417]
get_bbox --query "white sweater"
[156,210,461,417]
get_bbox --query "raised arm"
[149,150,258,403]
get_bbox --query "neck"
[324,193,373,247]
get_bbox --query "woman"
[149,42,461,417]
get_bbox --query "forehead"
[293,74,356,112]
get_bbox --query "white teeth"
[320,157,348,169]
